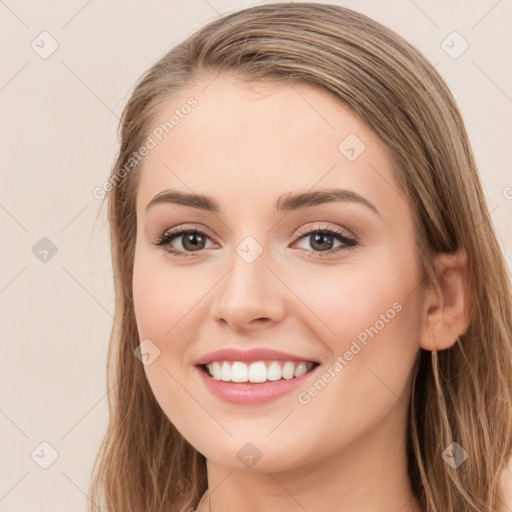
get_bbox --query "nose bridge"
[212,234,286,328]
[222,236,272,305]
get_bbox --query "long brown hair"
[89,3,512,511]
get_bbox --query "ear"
[419,250,472,351]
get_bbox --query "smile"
[196,360,320,404]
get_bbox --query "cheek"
[132,252,214,415]
[132,252,203,345]
[291,256,422,442]
[132,255,208,432]
[297,251,421,351]
[293,249,423,418]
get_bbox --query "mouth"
[196,359,321,404]
[197,360,321,384]
[194,347,322,404]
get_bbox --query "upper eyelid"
[295,223,355,239]
[160,222,354,240]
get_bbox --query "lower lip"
[196,365,318,404]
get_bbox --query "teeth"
[231,361,248,382]
[205,360,315,383]
[249,361,267,383]
[282,361,296,380]
[294,362,308,378]
[267,361,282,381]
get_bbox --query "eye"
[292,224,357,258]
[153,224,215,258]
[153,223,358,258]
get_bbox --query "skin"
[132,74,470,512]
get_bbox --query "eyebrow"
[145,187,380,216]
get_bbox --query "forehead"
[135,75,403,217]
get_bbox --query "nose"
[211,248,286,332]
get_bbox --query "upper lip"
[194,348,320,366]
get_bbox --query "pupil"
[311,233,333,251]
[183,233,205,251]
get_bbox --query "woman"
[88,3,512,511]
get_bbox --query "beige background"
[1,1,511,510]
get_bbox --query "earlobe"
[419,250,472,352]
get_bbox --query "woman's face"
[132,75,425,472]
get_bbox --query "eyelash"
[153,224,358,259]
